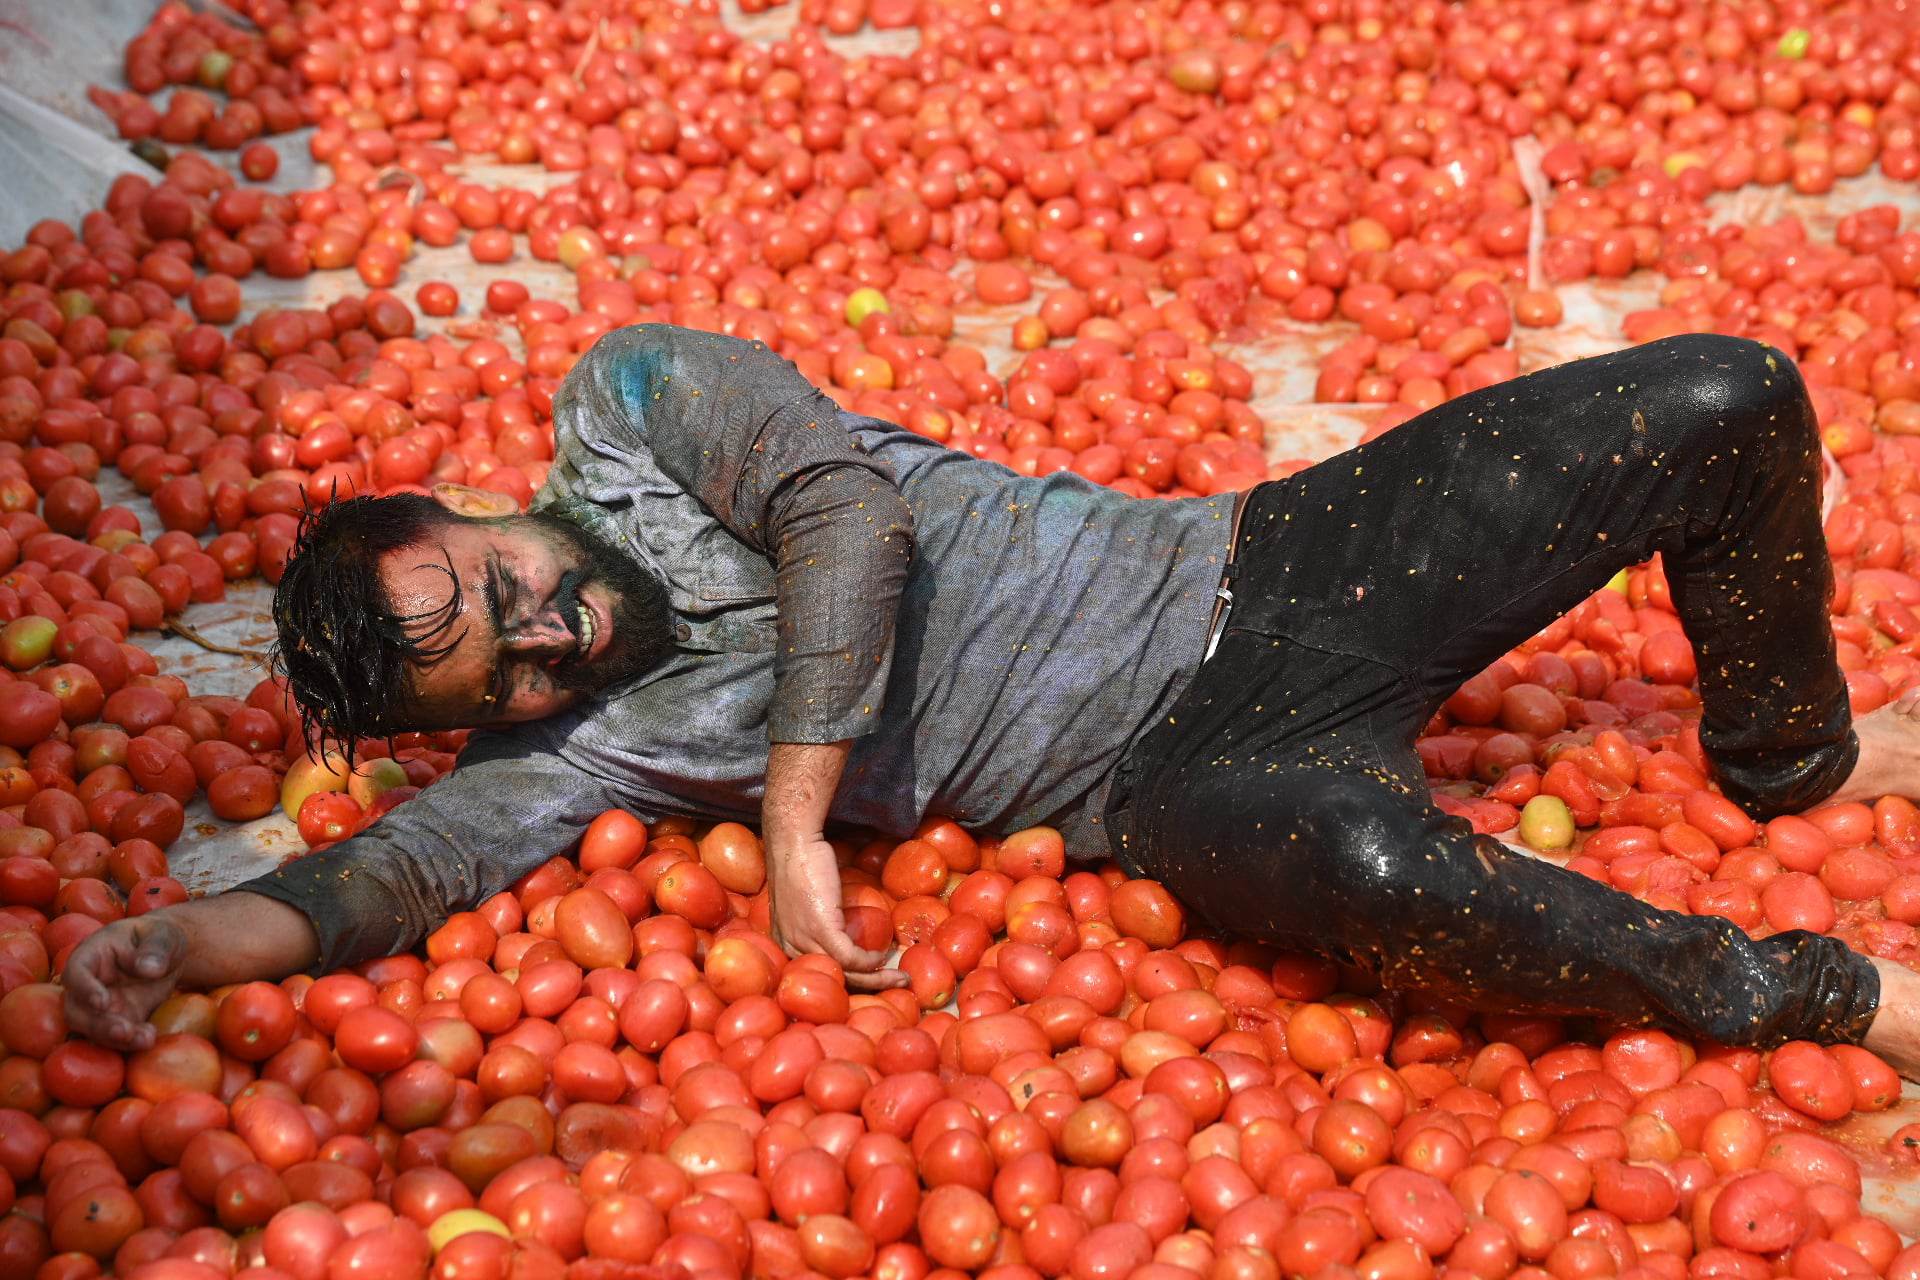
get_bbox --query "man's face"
[379,512,669,729]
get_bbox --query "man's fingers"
[128,919,184,977]
[93,1014,131,1051]
[817,930,869,971]
[70,928,143,1014]
[69,1001,140,1053]
[777,933,905,991]
[61,923,180,1049]
[63,940,111,1010]
[133,939,176,977]
[775,900,909,991]
[820,933,906,985]
[74,972,111,1011]
[845,966,910,992]
[844,944,897,974]
[104,1021,150,1054]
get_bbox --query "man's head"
[272,486,674,750]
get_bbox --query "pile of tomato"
[86,0,308,166]
[9,812,1920,1280]
[7,0,1920,1276]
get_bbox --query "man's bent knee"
[1287,773,1434,885]
[1650,333,1817,460]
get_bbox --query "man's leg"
[1122,711,1879,1046]
[1114,334,1894,1051]
[1229,332,1856,816]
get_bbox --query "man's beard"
[524,511,675,696]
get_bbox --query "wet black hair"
[270,493,469,754]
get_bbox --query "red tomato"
[1364,1167,1464,1255]
[298,792,363,847]
[334,1007,419,1075]
[214,981,297,1062]
[578,809,647,872]
[1484,1169,1567,1261]
[1767,1042,1854,1122]
[1710,1170,1806,1253]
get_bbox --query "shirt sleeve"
[750,450,914,743]
[581,325,916,743]
[235,735,627,973]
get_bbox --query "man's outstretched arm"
[235,730,617,974]
[65,730,618,1048]
[64,893,320,1051]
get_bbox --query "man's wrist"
[168,891,322,986]
[762,823,822,851]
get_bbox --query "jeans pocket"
[1102,758,1147,877]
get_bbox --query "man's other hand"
[767,833,907,991]
[63,916,188,1051]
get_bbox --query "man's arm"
[63,893,319,1051]
[589,326,917,974]
[65,730,617,1047]
[764,740,904,988]
[750,458,912,986]
[237,731,616,973]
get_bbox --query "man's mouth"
[551,568,609,667]
[553,570,588,649]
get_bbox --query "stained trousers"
[1107,334,1879,1046]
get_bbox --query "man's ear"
[431,483,519,519]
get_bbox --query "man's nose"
[501,614,572,659]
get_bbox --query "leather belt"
[1204,487,1252,662]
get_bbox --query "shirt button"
[675,624,692,642]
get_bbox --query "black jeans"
[1107,335,1880,1046]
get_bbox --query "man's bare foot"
[1864,958,1920,1080]
[1826,686,1920,808]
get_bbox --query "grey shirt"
[243,325,1233,970]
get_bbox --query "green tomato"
[1777,28,1810,60]
[198,50,235,90]
[845,287,890,328]
[1168,51,1222,95]
[1604,569,1630,595]
[1518,795,1575,852]
[55,290,95,322]
[427,1208,511,1252]
[0,617,58,671]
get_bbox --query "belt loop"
[1204,584,1235,662]
[1203,490,1253,664]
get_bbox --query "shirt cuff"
[234,850,397,976]
[766,706,883,744]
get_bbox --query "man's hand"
[767,833,905,990]
[61,893,321,1050]
[63,916,188,1052]
[763,739,905,990]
